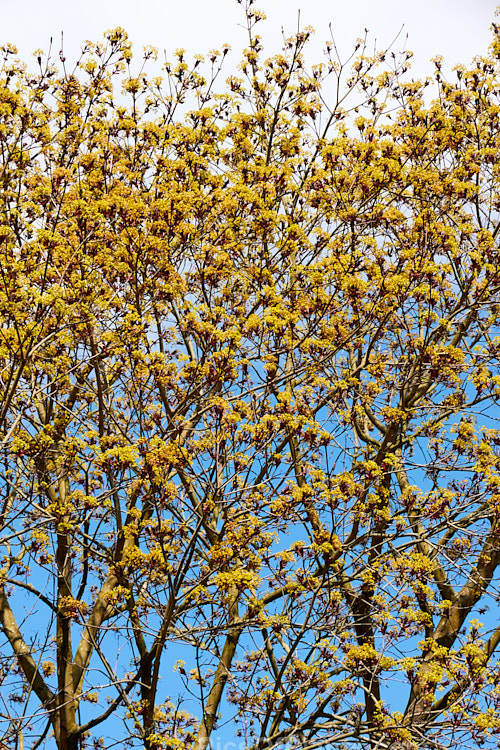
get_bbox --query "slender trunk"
[193,624,243,750]
[55,527,78,749]
[194,586,242,750]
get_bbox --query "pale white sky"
[1,0,498,81]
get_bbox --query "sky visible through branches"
[1,3,500,750]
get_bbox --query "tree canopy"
[1,3,500,749]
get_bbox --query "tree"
[1,3,500,748]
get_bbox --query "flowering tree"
[1,3,500,749]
